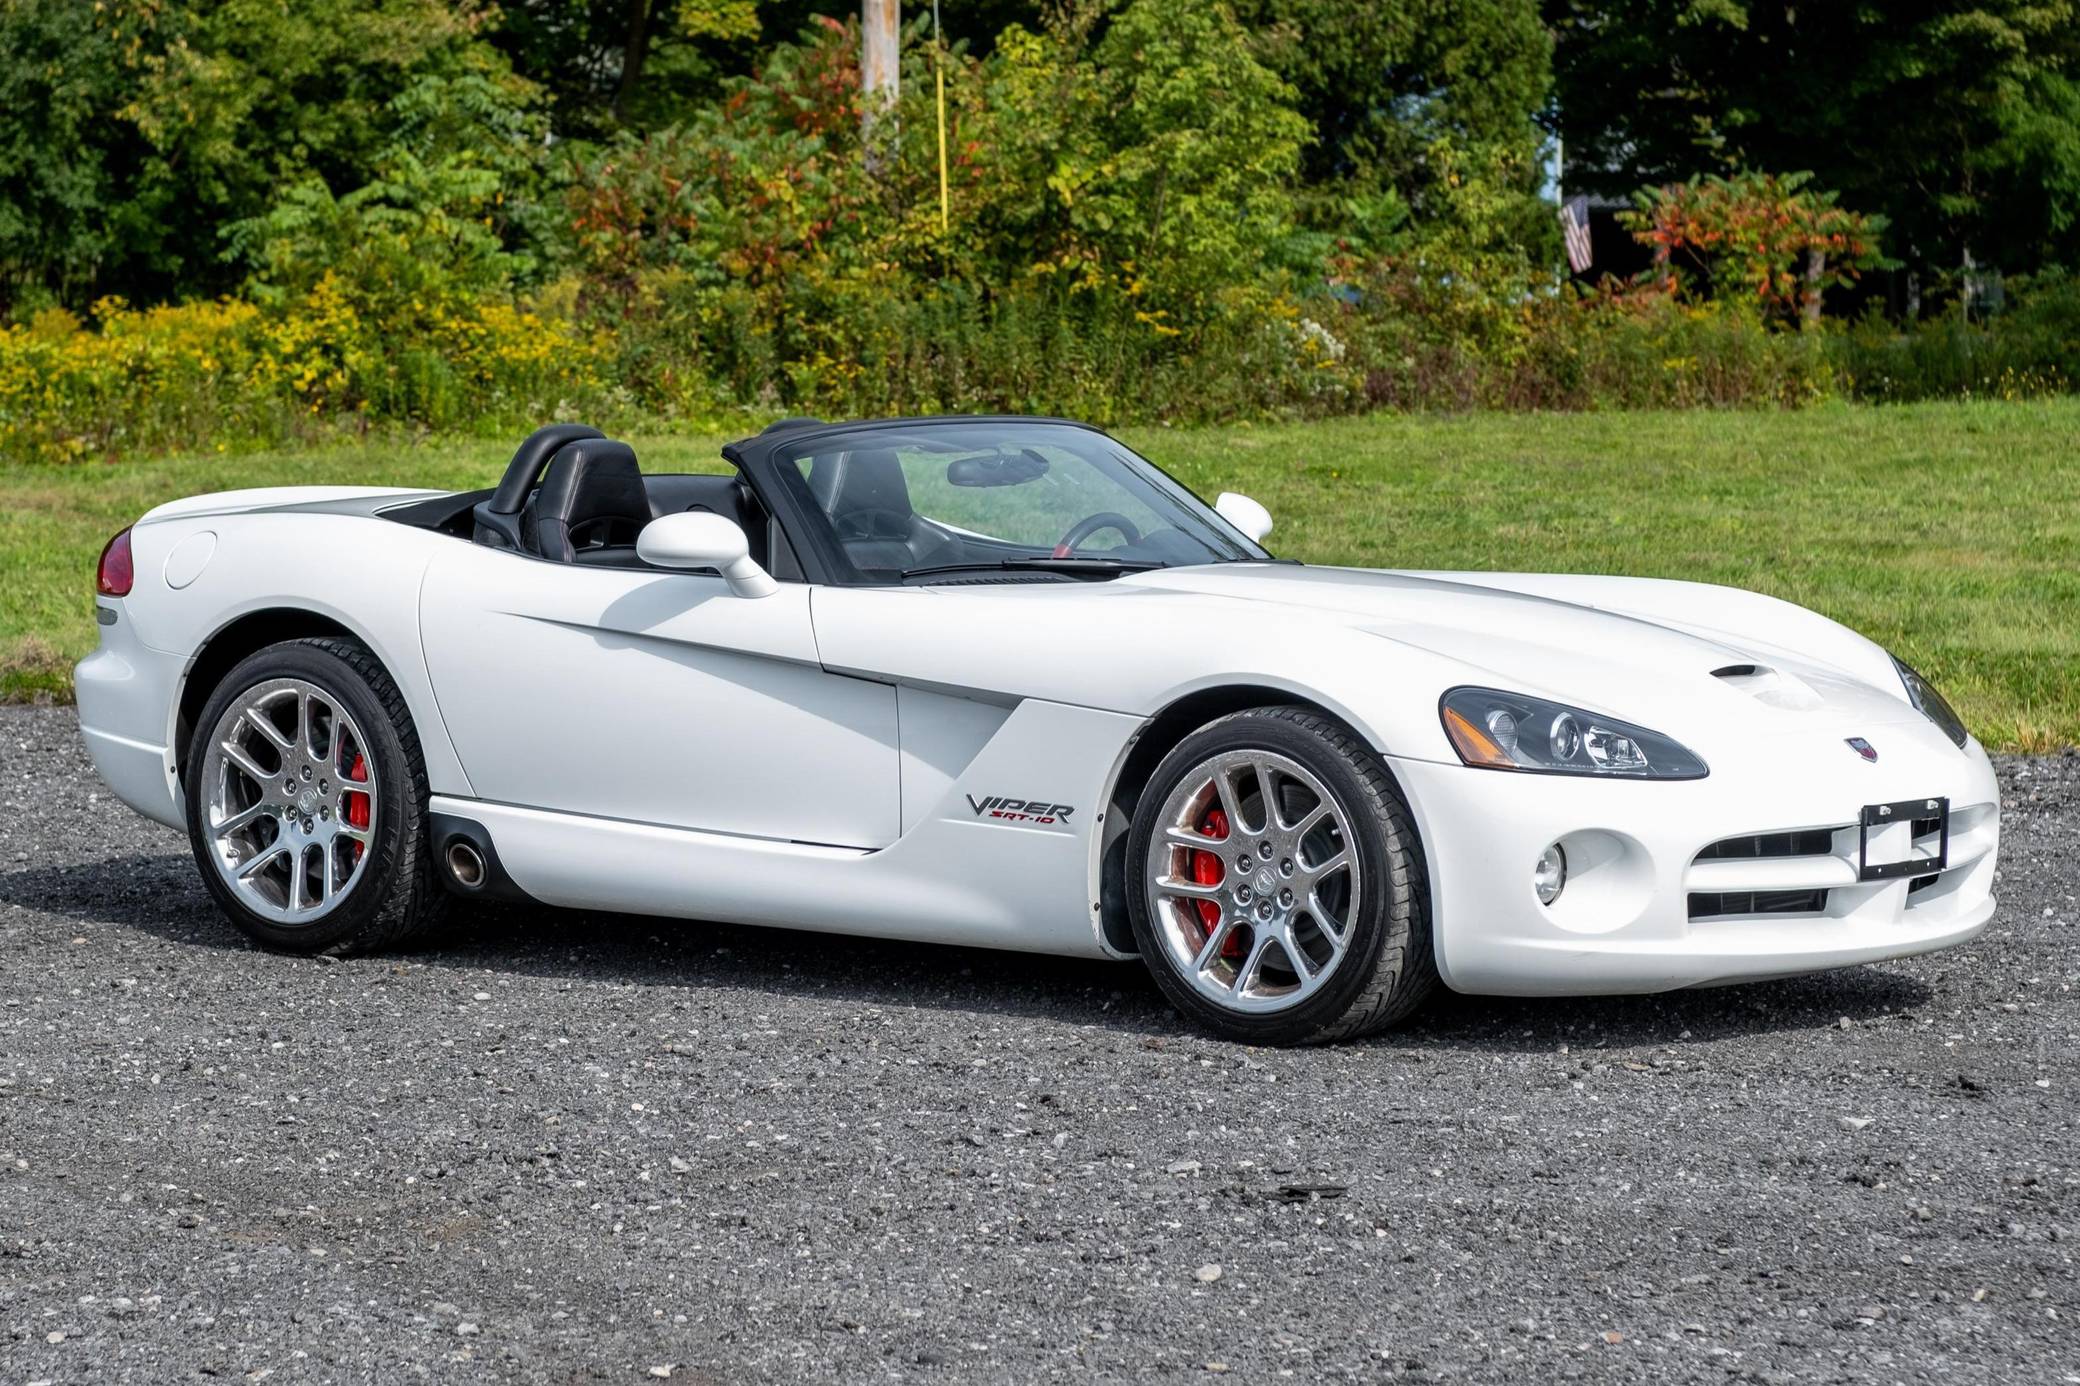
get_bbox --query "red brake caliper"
[1189,808,1246,960]
[343,753,370,860]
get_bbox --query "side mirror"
[1214,491,1274,544]
[636,512,778,598]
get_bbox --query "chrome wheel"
[1144,748,1361,1014]
[198,677,377,925]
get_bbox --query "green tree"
[1547,0,2080,290]
[226,71,551,303]
[0,0,145,310]
[1236,0,1551,192]
[975,0,1312,307]
[0,0,539,307]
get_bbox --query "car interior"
[382,422,804,580]
[379,418,1246,585]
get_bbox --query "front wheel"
[184,637,448,955]
[1125,706,1436,1044]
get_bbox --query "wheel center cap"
[297,788,319,815]
[1254,866,1277,894]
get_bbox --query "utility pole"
[862,0,899,171]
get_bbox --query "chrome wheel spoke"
[244,708,295,756]
[1163,824,1226,850]
[237,843,288,880]
[1290,803,1332,838]
[1157,876,1223,901]
[211,802,270,839]
[1232,932,1274,993]
[1280,930,1318,980]
[1306,888,1346,937]
[219,740,274,787]
[1192,916,1238,971]
[1302,849,1350,884]
[306,691,338,762]
[1210,767,1250,834]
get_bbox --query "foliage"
[3,0,2079,453]
[1833,270,2080,402]
[558,17,873,292]
[0,288,597,463]
[0,0,535,310]
[0,0,135,310]
[1620,171,1892,323]
[1236,0,1553,247]
[227,71,551,307]
[1546,0,2080,292]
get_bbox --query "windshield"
[775,421,1265,583]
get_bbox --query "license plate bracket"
[1857,797,1949,882]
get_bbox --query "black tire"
[184,637,449,955]
[1124,706,1436,1045]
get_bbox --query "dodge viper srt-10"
[76,416,1999,1043]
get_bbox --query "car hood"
[1123,562,1927,740]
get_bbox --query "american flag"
[1560,195,1593,274]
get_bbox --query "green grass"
[4,402,2076,750]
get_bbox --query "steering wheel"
[1053,511,1142,557]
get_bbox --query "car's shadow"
[0,852,1935,1054]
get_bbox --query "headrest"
[489,422,605,515]
[809,448,912,518]
[525,439,652,562]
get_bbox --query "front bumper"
[1389,717,1999,996]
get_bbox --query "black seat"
[523,438,654,563]
[806,448,959,571]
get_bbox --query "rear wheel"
[184,638,447,954]
[1125,706,1436,1044]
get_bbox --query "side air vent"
[1689,888,1830,920]
[1695,828,1839,860]
[1711,664,1763,679]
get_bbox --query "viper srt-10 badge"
[967,795,1076,827]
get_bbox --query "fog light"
[1533,843,1567,905]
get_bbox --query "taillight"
[97,527,135,597]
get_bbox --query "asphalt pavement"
[1,705,2075,1384]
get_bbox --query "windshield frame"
[727,416,1271,587]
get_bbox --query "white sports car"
[76,416,1999,1043]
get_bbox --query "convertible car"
[76,416,1999,1043]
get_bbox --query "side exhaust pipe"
[445,838,487,890]
[427,813,534,904]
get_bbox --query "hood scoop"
[1712,662,1823,712]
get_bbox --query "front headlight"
[1440,687,1709,779]
[1891,655,1969,748]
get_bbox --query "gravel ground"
[1,705,2075,1385]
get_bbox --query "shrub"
[0,285,601,462]
[1620,172,1891,325]
[1833,271,2080,402]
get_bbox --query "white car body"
[77,423,1998,998]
